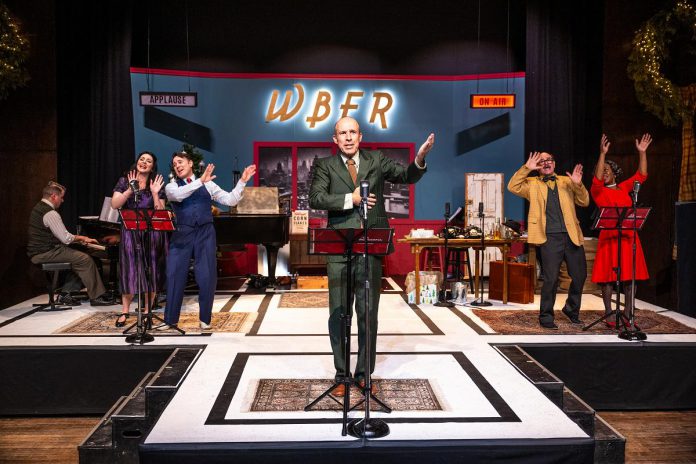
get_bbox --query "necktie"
[186,178,192,184]
[346,158,358,186]
[542,175,556,182]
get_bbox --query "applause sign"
[140,92,198,107]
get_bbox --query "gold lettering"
[265,84,305,122]
[339,91,364,117]
[369,92,393,129]
[305,91,331,128]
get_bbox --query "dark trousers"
[538,232,586,324]
[165,222,217,325]
[327,255,382,381]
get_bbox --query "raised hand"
[566,164,584,185]
[600,134,610,156]
[150,174,164,195]
[241,164,257,183]
[636,133,652,153]
[200,163,216,183]
[525,152,543,170]
[415,133,435,164]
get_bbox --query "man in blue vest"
[164,152,256,329]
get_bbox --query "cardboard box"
[297,275,329,289]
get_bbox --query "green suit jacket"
[308,149,426,258]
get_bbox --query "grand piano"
[213,213,290,280]
[76,217,121,299]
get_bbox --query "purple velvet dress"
[113,177,168,294]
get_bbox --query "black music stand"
[582,206,650,340]
[119,208,183,343]
[303,226,393,438]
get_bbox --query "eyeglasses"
[539,159,555,165]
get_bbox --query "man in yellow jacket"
[508,151,589,329]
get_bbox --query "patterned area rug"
[472,309,696,335]
[250,378,441,412]
[55,311,253,334]
[278,293,329,308]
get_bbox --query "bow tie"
[542,175,557,182]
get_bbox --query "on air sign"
[470,94,516,109]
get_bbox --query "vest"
[170,179,213,226]
[27,201,62,257]
[545,183,567,234]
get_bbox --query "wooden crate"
[488,260,535,304]
[297,275,329,289]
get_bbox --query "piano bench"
[32,262,73,312]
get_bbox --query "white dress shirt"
[41,199,75,244]
[165,174,247,207]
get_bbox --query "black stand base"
[347,418,390,439]
[125,331,154,344]
[470,299,492,307]
[618,329,647,341]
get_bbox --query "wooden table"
[397,236,535,304]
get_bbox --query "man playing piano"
[163,152,256,330]
[27,181,113,306]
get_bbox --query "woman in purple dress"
[111,152,167,327]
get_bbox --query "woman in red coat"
[591,133,652,326]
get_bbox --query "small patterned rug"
[55,311,253,334]
[250,378,441,412]
[472,309,696,335]
[278,293,329,308]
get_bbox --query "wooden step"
[78,395,127,463]
[562,386,596,437]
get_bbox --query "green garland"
[627,0,696,127]
[169,143,205,180]
[0,2,29,100]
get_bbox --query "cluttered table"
[397,235,535,305]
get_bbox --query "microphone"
[128,179,140,194]
[632,180,640,203]
[478,201,484,217]
[360,180,369,200]
[445,202,451,217]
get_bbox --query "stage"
[1,278,695,463]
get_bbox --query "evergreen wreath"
[627,0,696,127]
[0,2,30,100]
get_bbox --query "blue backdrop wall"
[131,70,526,222]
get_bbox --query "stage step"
[496,345,625,463]
[593,413,626,464]
[495,345,564,407]
[78,347,203,464]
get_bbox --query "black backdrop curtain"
[525,0,604,233]
[56,0,135,230]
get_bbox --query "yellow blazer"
[507,165,589,246]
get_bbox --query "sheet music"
[99,197,120,223]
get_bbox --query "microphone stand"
[619,185,647,341]
[435,203,454,307]
[347,184,390,439]
[471,203,492,307]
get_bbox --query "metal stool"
[447,248,474,289]
[33,262,73,311]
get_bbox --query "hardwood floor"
[599,411,696,463]
[0,412,694,463]
[0,417,99,464]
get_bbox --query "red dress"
[590,171,649,283]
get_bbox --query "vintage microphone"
[434,202,454,307]
[360,180,369,222]
[128,179,141,202]
[471,201,492,307]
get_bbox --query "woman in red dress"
[591,133,652,326]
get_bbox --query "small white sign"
[291,210,309,234]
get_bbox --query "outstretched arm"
[636,133,651,176]
[595,134,610,180]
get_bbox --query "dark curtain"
[525,0,604,233]
[56,0,135,230]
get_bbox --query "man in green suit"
[309,116,435,394]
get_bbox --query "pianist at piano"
[26,181,113,307]
[110,152,168,327]
[163,152,257,330]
